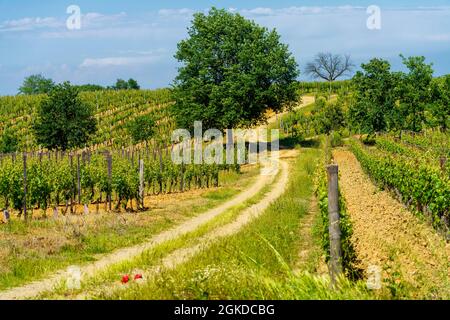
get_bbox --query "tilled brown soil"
[333,149,450,299]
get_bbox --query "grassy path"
[61,150,294,299]
[0,161,277,300]
[333,148,450,299]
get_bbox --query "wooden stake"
[23,153,28,221]
[139,159,144,209]
[327,164,342,284]
[107,154,112,211]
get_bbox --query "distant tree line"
[18,75,141,95]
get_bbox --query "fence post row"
[326,164,343,283]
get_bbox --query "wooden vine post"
[69,153,74,214]
[180,162,185,192]
[327,163,343,284]
[107,153,112,211]
[439,156,447,173]
[77,154,81,204]
[23,153,28,221]
[139,159,144,209]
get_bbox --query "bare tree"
[305,53,354,93]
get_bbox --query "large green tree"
[397,55,434,132]
[172,8,299,132]
[33,82,97,150]
[348,58,399,134]
[19,74,55,95]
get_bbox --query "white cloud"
[158,8,195,17]
[0,17,62,32]
[82,12,127,27]
[80,53,163,68]
[242,8,274,16]
[0,12,127,34]
[240,6,367,17]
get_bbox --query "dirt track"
[76,149,295,299]
[0,161,276,300]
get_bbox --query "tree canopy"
[348,58,399,134]
[397,55,434,132]
[171,7,299,132]
[429,75,450,131]
[33,82,97,150]
[111,78,140,90]
[348,55,443,134]
[19,74,55,95]
[126,114,156,144]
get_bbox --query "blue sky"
[1,0,450,95]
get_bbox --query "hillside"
[0,89,173,150]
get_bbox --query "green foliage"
[18,74,55,95]
[111,156,140,210]
[396,55,434,132]
[314,101,346,135]
[349,58,398,134]
[172,7,299,132]
[33,82,97,150]
[429,75,450,131]
[0,127,19,153]
[111,78,140,90]
[126,114,156,144]
[113,79,129,90]
[127,79,140,90]
[281,96,346,139]
[73,84,106,92]
[349,55,447,134]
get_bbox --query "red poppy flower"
[134,274,143,280]
[121,275,130,284]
